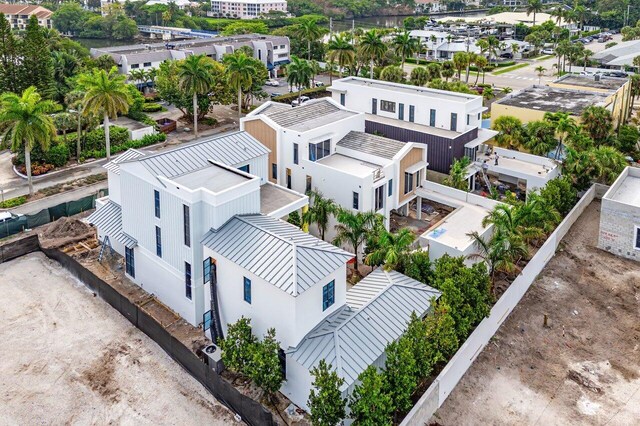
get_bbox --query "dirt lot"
[0,253,237,425]
[432,201,640,425]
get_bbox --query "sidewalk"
[10,181,108,215]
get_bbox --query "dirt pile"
[39,217,95,249]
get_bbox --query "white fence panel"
[401,184,602,426]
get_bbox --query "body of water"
[330,10,487,32]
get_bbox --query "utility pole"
[351,19,355,44]
[329,17,333,39]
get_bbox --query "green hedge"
[85,126,129,152]
[83,132,167,159]
[13,140,70,168]
[142,103,163,113]
[46,143,70,167]
[0,196,27,208]
[273,86,329,103]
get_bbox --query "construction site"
[431,201,640,425]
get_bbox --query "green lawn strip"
[492,63,530,75]
[535,55,554,61]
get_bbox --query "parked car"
[499,52,513,59]
[312,80,325,87]
[265,79,280,87]
[603,71,629,78]
[270,92,279,98]
[542,48,554,55]
[0,211,21,224]
[291,96,310,107]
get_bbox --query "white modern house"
[87,131,308,326]
[242,98,429,228]
[409,30,482,61]
[328,77,497,176]
[599,166,640,262]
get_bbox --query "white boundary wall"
[401,184,607,425]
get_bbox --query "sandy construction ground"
[0,253,236,425]
[431,201,640,426]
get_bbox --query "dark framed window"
[306,176,312,193]
[467,114,470,126]
[155,226,162,257]
[203,257,212,284]
[372,98,377,114]
[398,103,404,120]
[183,204,190,247]
[450,112,458,131]
[293,143,298,164]
[286,169,292,189]
[308,139,330,161]
[125,247,135,278]
[415,170,421,187]
[154,190,160,218]
[322,280,335,311]
[352,192,359,210]
[429,109,436,127]
[374,185,384,211]
[380,100,396,113]
[238,164,250,173]
[388,178,393,197]
[243,277,251,304]
[409,105,415,123]
[271,163,277,179]
[635,226,640,250]
[404,172,414,194]
[131,63,139,69]
[143,62,151,67]
[185,262,192,300]
[340,93,345,106]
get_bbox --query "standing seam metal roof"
[288,269,440,387]
[86,201,137,248]
[263,99,357,131]
[103,149,146,175]
[130,131,270,178]
[336,131,407,160]
[201,214,353,296]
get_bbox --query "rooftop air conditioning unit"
[203,344,224,374]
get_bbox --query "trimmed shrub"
[0,196,27,208]
[142,103,163,113]
[45,143,70,167]
[84,126,129,152]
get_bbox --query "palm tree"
[293,17,325,60]
[365,228,414,270]
[493,115,525,149]
[427,62,442,82]
[0,87,58,195]
[392,31,419,69]
[452,52,469,80]
[486,36,501,65]
[302,190,337,241]
[177,54,215,139]
[443,156,471,190]
[473,55,488,85]
[582,48,593,71]
[78,68,131,162]
[441,61,455,81]
[410,66,429,86]
[327,34,355,80]
[287,56,314,105]
[544,111,576,159]
[333,209,382,274]
[526,0,544,26]
[581,106,613,144]
[468,230,529,288]
[128,68,148,87]
[224,51,257,123]
[534,65,546,84]
[550,5,566,26]
[358,29,387,79]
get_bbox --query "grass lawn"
[535,55,554,61]
[492,63,530,75]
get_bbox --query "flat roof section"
[365,113,460,138]
[496,86,609,115]
[260,183,307,215]
[317,154,382,178]
[554,74,627,91]
[608,170,640,208]
[172,165,249,193]
[476,151,553,177]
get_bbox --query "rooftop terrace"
[496,85,609,115]
[605,167,640,208]
[172,164,250,193]
[317,154,383,178]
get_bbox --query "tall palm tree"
[550,5,566,26]
[302,190,337,241]
[493,115,525,149]
[287,56,314,105]
[358,29,387,79]
[293,17,325,60]
[224,51,257,123]
[327,34,355,80]
[474,55,488,85]
[365,228,414,271]
[582,48,593,71]
[526,0,544,26]
[441,60,455,81]
[468,230,529,289]
[392,31,418,69]
[333,209,382,274]
[78,67,131,162]
[178,54,215,139]
[581,106,613,144]
[0,87,58,195]
[544,111,576,159]
[534,65,546,84]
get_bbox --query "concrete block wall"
[598,199,640,262]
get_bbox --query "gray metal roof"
[103,149,146,175]
[336,131,407,160]
[258,102,291,116]
[86,201,137,248]
[201,214,353,297]
[288,269,440,388]
[133,131,269,179]
[264,99,358,132]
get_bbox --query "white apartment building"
[210,0,287,19]
[87,130,441,416]
[90,34,290,78]
[0,4,52,30]
[328,77,497,176]
[87,131,308,326]
[242,99,428,228]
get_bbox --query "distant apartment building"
[328,77,497,176]
[209,0,287,19]
[242,98,428,229]
[90,34,290,77]
[0,4,52,30]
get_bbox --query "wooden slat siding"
[244,119,278,183]
[398,147,424,205]
[365,120,478,174]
